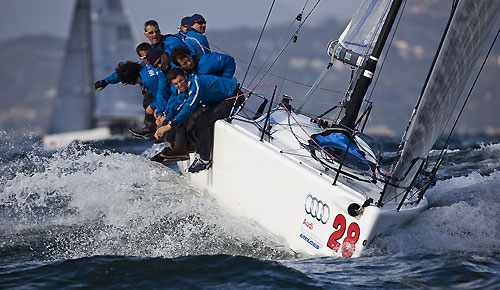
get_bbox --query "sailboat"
[43,0,143,150]
[175,0,500,258]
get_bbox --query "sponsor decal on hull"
[326,213,361,258]
[302,218,314,230]
[304,194,330,224]
[299,233,320,249]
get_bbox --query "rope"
[248,15,300,87]
[251,0,323,90]
[277,0,310,95]
[210,41,344,95]
[240,0,276,89]
[261,83,378,176]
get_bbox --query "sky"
[0,0,361,42]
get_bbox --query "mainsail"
[384,0,500,203]
[50,0,142,134]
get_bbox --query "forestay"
[384,0,500,203]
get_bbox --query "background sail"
[338,0,392,56]
[384,0,500,203]
[50,0,142,135]
[50,0,94,134]
[91,0,143,127]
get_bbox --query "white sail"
[50,0,94,134]
[338,0,392,56]
[50,0,142,135]
[91,0,143,126]
[385,0,500,203]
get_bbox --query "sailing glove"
[94,79,108,91]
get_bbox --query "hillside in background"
[0,1,498,137]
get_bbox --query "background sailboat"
[43,0,143,149]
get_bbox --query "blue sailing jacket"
[104,62,151,85]
[167,74,237,124]
[140,67,171,114]
[105,63,170,115]
[195,52,236,78]
[159,34,189,55]
[185,30,210,55]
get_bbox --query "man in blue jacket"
[155,68,242,173]
[145,47,175,117]
[185,14,211,55]
[170,47,236,78]
[175,16,190,38]
[112,61,170,140]
[93,43,163,140]
[143,20,188,55]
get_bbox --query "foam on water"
[1,137,499,262]
[371,143,500,256]
[0,142,294,261]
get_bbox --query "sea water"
[1,132,499,289]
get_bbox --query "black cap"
[189,14,206,26]
[146,47,164,65]
[180,16,190,27]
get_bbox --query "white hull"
[43,127,111,150]
[179,109,428,258]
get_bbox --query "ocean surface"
[1,132,499,289]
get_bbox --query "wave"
[0,143,294,261]
[371,169,500,256]
[2,137,499,261]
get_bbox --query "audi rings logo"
[304,194,330,224]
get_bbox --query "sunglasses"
[195,21,206,25]
[145,29,160,35]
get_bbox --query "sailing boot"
[129,126,155,140]
[151,142,189,163]
[186,157,212,173]
[129,114,156,140]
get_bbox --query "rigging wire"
[210,41,344,95]
[240,0,276,89]
[365,0,408,105]
[248,14,300,87]
[251,0,323,90]
[277,0,310,95]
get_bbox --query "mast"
[339,0,403,130]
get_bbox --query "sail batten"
[384,0,500,203]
